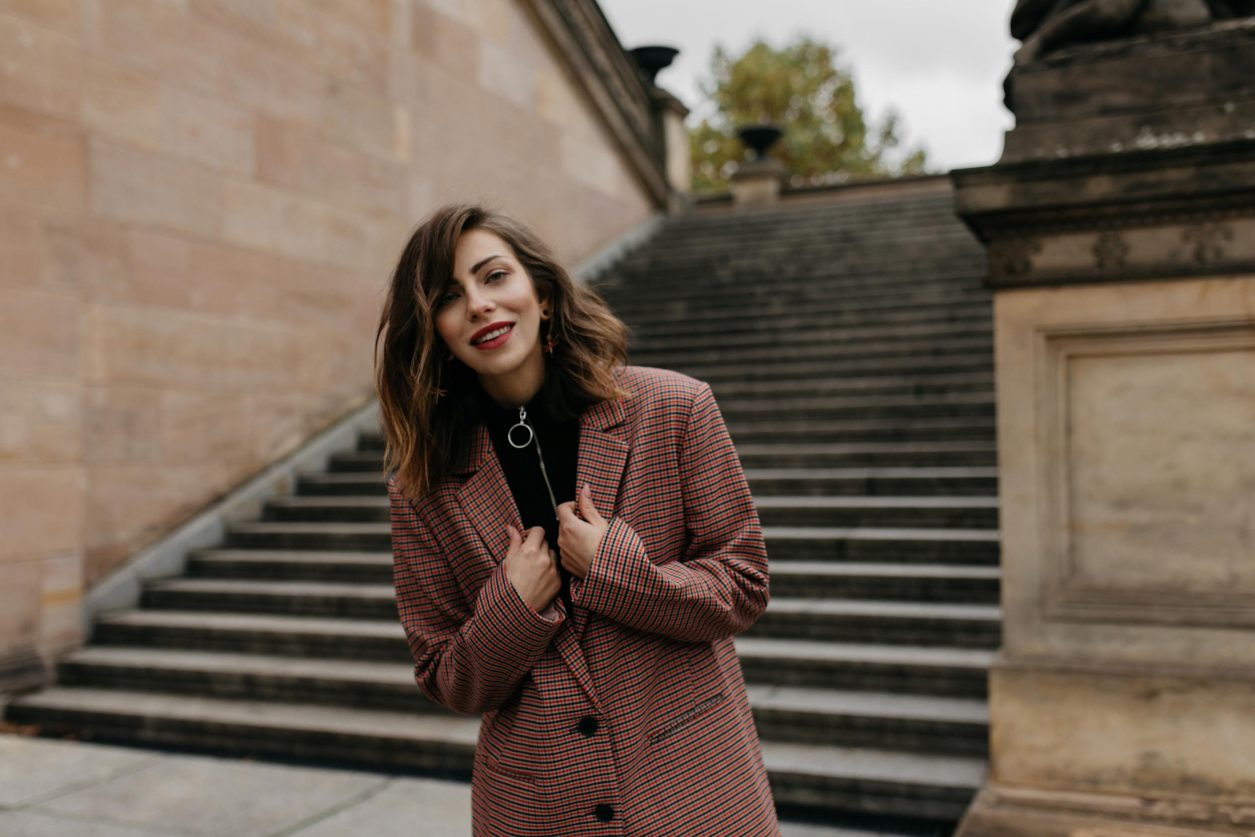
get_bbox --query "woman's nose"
[465,288,494,318]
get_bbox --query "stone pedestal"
[650,87,693,214]
[731,157,786,208]
[951,19,1255,837]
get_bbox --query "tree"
[689,35,929,194]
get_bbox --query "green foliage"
[689,35,930,194]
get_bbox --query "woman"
[374,203,778,836]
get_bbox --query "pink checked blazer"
[389,364,778,836]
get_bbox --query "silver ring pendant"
[507,406,534,449]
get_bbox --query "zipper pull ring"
[507,406,534,449]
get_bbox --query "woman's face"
[434,227,547,390]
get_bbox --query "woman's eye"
[487,269,506,282]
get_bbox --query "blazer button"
[576,716,599,737]
[593,804,614,822]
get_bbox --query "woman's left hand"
[555,483,609,579]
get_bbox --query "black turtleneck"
[475,382,581,615]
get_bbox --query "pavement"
[0,730,882,837]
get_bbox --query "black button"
[576,716,599,737]
[594,804,614,822]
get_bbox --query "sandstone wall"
[0,0,658,687]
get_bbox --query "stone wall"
[0,0,659,690]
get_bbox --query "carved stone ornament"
[1092,231,1130,272]
[1182,222,1235,264]
[1010,0,1255,63]
[991,237,1044,277]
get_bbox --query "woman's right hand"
[504,525,560,613]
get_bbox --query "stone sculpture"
[1010,0,1255,62]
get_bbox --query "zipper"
[517,406,559,511]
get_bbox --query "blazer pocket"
[477,704,541,781]
[647,690,728,746]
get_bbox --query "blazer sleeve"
[569,381,770,643]
[389,478,566,716]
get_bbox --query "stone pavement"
[0,732,878,836]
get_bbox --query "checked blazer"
[389,364,779,836]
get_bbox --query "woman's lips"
[472,324,514,350]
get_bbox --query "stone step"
[5,687,982,822]
[139,579,398,620]
[53,648,987,756]
[745,684,988,756]
[612,251,980,279]
[624,298,992,336]
[609,286,989,323]
[763,739,985,822]
[756,496,999,529]
[628,335,994,368]
[220,519,1002,562]
[626,224,976,257]
[734,637,993,699]
[749,599,1001,647]
[224,521,392,551]
[647,193,958,230]
[644,214,963,245]
[672,392,999,423]
[734,441,998,469]
[299,472,390,495]
[640,223,972,252]
[637,224,973,255]
[635,225,977,257]
[303,466,999,498]
[92,610,405,661]
[770,562,999,603]
[724,416,996,444]
[188,549,392,583]
[5,686,478,773]
[669,352,993,383]
[611,274,983,302]
[706,372,995,399]
[339,441,1000,472]
[623,314,990,355]
[186,552,998,604]
[56,646,436,714]
[759,526,1000,565]
[629,307,993,342]
[744,467,998,497]
[778,820,944,837]
[89,612,992,698]
[122,583,1003,650]
[261,494,998,529]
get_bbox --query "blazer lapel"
[452,388,631,712]
[567,394,629,643]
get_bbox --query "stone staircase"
[6,181,997,836]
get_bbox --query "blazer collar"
[453,392,628,477]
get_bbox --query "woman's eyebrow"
[470,254,503,274]
[446,255,505,289]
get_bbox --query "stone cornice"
[952,138,1255,289]
[521,0,669,207]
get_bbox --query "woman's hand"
[556,483,610,579]
[503,525,560,612]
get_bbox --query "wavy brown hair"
[375,203,632,503]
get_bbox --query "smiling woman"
[372,203,779,835]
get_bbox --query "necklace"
[507,405,559,511]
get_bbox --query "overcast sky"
[598,1,1019,172]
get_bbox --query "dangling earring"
[541,309,558,355]
[435,349,453,400]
